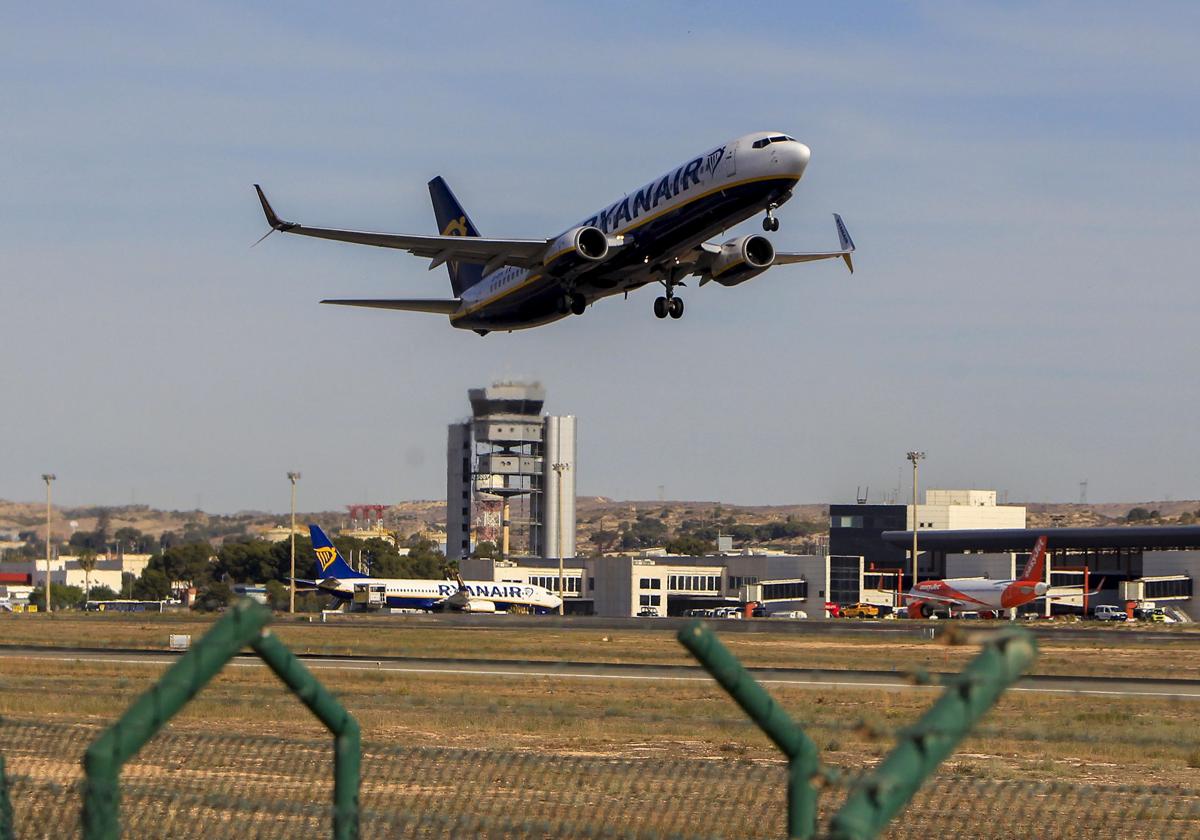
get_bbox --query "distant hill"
[2,497,1196,547]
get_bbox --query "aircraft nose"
[776,142,811,178]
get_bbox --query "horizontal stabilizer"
[321,298,462,314]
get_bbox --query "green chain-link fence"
[2,718,1198,838]
[0,601,1197,838]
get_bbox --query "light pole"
[552,462,569,615]
[287,472,301,613]
[42,474,55,613]
[906,452,925,592]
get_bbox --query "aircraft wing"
[773,214,856,273]
[321,298,462,314]
[254,185,548,269]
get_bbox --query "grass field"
[3,612,1200,679]
[2,614,1198,836]
[1,617,1198,787]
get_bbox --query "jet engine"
[543,225,610,275]
[708,234,775,286]
[463,598,498,613]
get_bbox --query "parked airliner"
[904,536,1101,618]
[253,131,854,334]
[294,525,561,614]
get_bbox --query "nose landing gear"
[762,203,780,232]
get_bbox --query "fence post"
[80,598,361,840]
[0,752,13,840]
[253,631,361,840]
[828,627,1037,839]
[678,620,820,839]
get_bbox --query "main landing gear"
[559,291,587,316]
[762,204,780,232]
[653,272,685,320]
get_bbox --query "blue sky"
[2,2,1198,512]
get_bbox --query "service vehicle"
[840,602,880,619]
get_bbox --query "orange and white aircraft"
[905,536,1051,618]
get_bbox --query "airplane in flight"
[253,130,855,334]
[294,525,562,614]
[903,536,1101,618]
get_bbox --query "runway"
[3,645,1198,701]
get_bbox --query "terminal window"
[639,578,662,590]
[639,594,662,607]
[763,581,808,600]
[530,575,581,594]
[668,574,719,592]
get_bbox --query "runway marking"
[4,652,1198,700]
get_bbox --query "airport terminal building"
[461,553,834,618]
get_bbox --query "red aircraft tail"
[1019,535,1048,582]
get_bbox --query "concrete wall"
[446,422,472,561]
[541,415,576,560]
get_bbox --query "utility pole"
[906,452,925,593]
[287,471,301,613]
[552,462,569,615]
[42,474,55,613]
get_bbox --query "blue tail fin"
[309,524,367,579]
[428,176,484,296]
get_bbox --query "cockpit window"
[752,135,797,149]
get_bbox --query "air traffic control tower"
[446,382,576,562]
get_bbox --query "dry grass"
[1,655,1197,789]
[2,612,1199,679]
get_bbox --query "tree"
[194,581,232,612]
[87,585,120,601]
[265,580,290,611]
[216,539,281,583]
[474,540,497,559]
[665,535,715,556]
[77,550,98,601]
[132,567,172,600]
[1126,507,1152,522]
[28,583,85,610]
[588,530,620,554]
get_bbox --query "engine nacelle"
[543,225,609,275]
[464,598,497,613]
[708,235,775,286]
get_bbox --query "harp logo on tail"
[315,545,339,573]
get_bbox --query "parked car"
[1093,605,1127,622]
[637,607,659,617]
[771,610,809,620]
[840,602,880,619]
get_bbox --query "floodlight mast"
[906,452,925,597]
[42,474,56,613]
[287,472,301,613]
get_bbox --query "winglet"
[254,184,296,232]
[834,213,855,274]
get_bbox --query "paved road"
[4,645,1198,700]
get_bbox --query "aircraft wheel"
[668,297,684,319]
[653,296,669,319]
[557,295,571,314]
[762,217,772,231]
[770,217,780,231]
[570,293,587,315]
